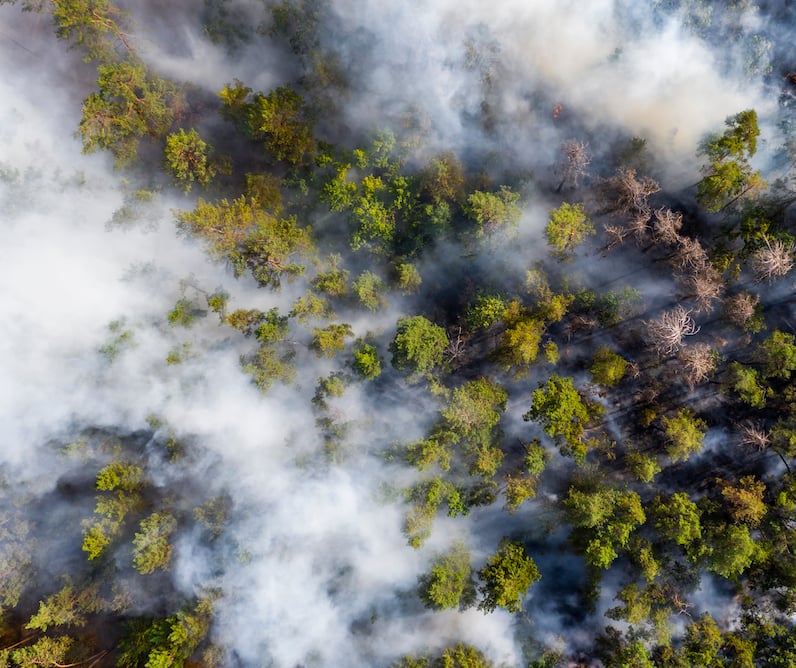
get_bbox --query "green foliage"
[396,262,422,295]
[311,322,353,358]
[418,542,475,610]
[662,409,707,462]
[499,317,545,372]
[590,347,628,386]
[26,583,98,631]
[164,128,215,192]
[465,293,507,330]
[48,0,132,63]
[391,643,493,668]
[289,290,332,323]
[206,291,228,318]
[390,316,448,375]
[0,512,33,611]
[626,451,661,483]
[118,597,214,668]
[6,636,74,667]
[132,512,178,574]
[82,461,144,559]
[80,61,181,166]
[545,202,594,255]
[725,361,768,408]
[524,375,597,461]
[697,109,764,212]
[477,539,540,613]
[352,270,388,311]
[651,492,703,558]
[564,486,646,569]
[706,523,758,578]
[167,298,198,328]
[176,196,313,287]
[757,330,796,380]
[98,318,134,361]
[721,475,767,526]
[219,81,315,165]
[311,254,349,297]
[421,152,465,204]
[702,109,760,162]
[352,342,381,380]
[404,477,466,548]
[466,186,522,237]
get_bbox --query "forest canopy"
[1,0,795,667]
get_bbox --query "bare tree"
[644,305,700,356]
[724,292,759,328]
[445,326,468,365]
[602,223,630,251]
[599,167,660,217]
[737,421,769,451]
[680,266,723,313]
[652,207,683,245]
[671,236,709,273]
[556,139,590,192]
[750,236,794,282]
[678,343,717,388]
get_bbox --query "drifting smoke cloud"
[0,0,786,666]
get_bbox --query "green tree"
[466,186,522,238]
[545,202,594,255]
[82,461,144,559]
[418,542,476,610]
[27,583,99,631]
[176,196,313,287]
[524,375,598,461]
[465,293,507,330]
[79,61,181,166]
[651,492,703,559]
[41,0,133,63]
[757,330,796,380]
[706,523,758,578]
[352,341,381,380]
[391,643,493,668]
[477,540,540,613]
[396,262,422,295]
[311,253,349,297]
[403,477,466,548]
[498,317,545,372]
[132,512,178,574]
[352,270,388,311]
[590,347,628,386]
[220,81,315,165]
[720,475,766,526]
[564,486,646,569]
[725,362,768,408]
[662,409,707,462]
[697,109,764,212]
[164,128,215,192]
[311,323,353,358]
[390,316,448,375]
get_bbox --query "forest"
[0,0,795,666]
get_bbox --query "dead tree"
[602,224,630,251]
[680,266,723,313]
[750,236,794,282]
[671,236,709,273]
[737,421,770,451]
[555,139,590,192]
[652,207,683,245]
[599,167,660,217]
[724,292,759,328]
[678,343,717,388]
[644,305,700,356]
